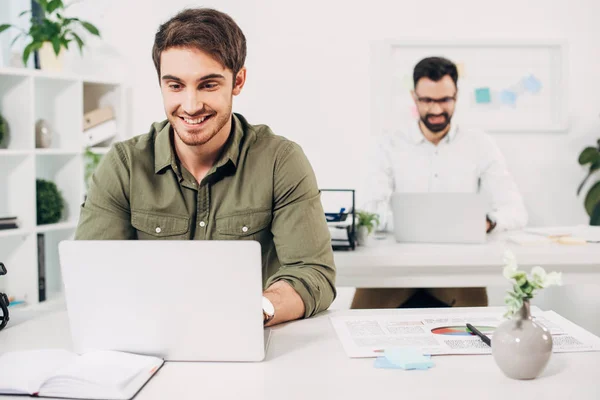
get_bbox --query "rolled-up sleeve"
[75,145,135,240]
[265,142,336,317]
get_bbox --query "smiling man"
[351,57,528,310]
[75,8,336,326]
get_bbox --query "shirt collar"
[153,113,245,175]
[409,121,459,145]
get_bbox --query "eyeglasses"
[0,263,8,332]
[415,94,457,108]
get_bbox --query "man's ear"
[232,67,247,96]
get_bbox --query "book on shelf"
[0,216,19,230]
[84,119,117,147]
[0,349,164,400]
[37,234,46,302]
[83,107,115,131]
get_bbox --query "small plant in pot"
[356,210,379,246]
[0,0,101,70]
[36,178,64,225]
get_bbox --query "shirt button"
[155,227,161,233]
[199,221,206,227]
[242,226,249,233]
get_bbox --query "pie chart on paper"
[431,326,496,336]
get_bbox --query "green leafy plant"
[356,210,380,234]
[83,147,103,189]
[577,138,600,226]
[0,0,101,66]
[502,250,562,318]
[36,178,64,225]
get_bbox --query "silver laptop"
[391,193,487,244]
[59,240,268,362]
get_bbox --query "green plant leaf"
[0,24,12,34]
[591,203,600,226]
[81,21,100,36]
[46,0,64,14]
[22,42,36,66]
[71,32,84,53]
[18,10,32,17]
[577,161,600,195]
[579,147,600,165]
[10,33,24,48]
[584,181,600,217]
[51,36,61,55]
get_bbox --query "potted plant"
[36,178,64,225]
[0,0,100,71]
[356,210,379,246]
[492,250,562,380]
[577,138,600,225]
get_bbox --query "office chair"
[0,263,9,331]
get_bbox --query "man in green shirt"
[75,8,336,327]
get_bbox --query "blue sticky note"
[522,75,542,94]
[474,88,491,104]
[500,90,517,106]
[374,348,435,370]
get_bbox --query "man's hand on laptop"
[263,280,305,327]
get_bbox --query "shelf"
[0,228,29,238]
[35,221,78,233]
[0,67,122,86]
[0,150,31,156]
[87,146,111,155]
[35,149,80,156]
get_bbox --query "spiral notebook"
[0,349,163,399]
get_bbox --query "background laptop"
[391,193,487,244]
[59,240,267,362]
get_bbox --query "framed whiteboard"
[370,40,568,133]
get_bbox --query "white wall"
[4,0,599,330]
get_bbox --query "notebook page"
[45,351,161,389]
[0,349,77,395]
[40,351,163,400]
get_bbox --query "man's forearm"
[263,280,305,327]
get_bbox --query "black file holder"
[321,189,356,250]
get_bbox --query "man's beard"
[420,112,452,133]
[171,108,230,146]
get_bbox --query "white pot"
[38,42,64,72]
[356,226,371,246]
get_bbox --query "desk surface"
[1,307,599,400]
[333,233,600,287]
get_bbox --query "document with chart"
[330,309,600,358]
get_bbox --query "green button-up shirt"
[75,113,336,317]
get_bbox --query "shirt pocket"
[131,211,190,240]
[214,210,272,241]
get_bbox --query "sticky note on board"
[522,75,542,94]
[500,90,517,106]
[474,88,492,104]
[374,348,435,370]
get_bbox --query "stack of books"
[0,217,18,230]
[83,107,117,147]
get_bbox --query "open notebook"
[0,349,163,400]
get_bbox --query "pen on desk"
[466,323,491,347]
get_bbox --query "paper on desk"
[330,310,600,358]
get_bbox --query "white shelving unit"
[0,67,126,305]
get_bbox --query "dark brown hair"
[152,8,247,79]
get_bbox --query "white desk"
[333,233,600,287]
[1,307,599,400]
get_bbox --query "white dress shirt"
[365,122,528,232]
